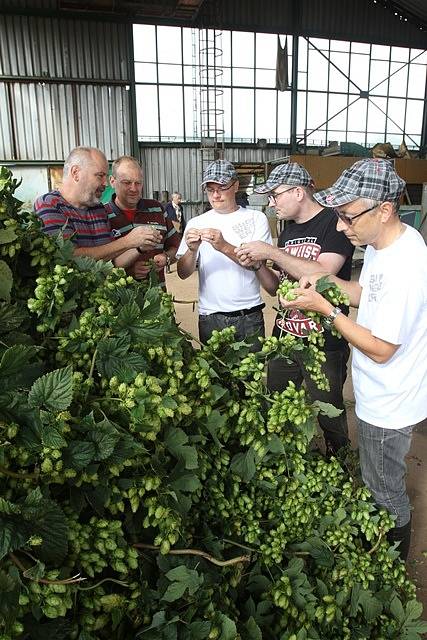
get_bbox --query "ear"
[109,175,116,188]
[70,165,80,181]
[379,201,394,223]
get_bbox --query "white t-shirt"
[177,207,272,314]
[352,225,427,429]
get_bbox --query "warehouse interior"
[1,0,427,225]
[1,0,427,630]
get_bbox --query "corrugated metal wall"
[140,145,289,218]
[0,14,132,161]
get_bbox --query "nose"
[336,217,346,232]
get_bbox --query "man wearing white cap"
[280,158,427,559]
[235,163,354,455]
[177,159,272,350]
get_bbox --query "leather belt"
[212,303,265,318]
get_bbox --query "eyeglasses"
[268,187,296,204]
[205,180,237,194]
[335,204,379,226]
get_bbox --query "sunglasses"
[335,203,379,226]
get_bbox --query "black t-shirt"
[272,208,354,351]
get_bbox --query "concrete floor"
[165,264,427,610]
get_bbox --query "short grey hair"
[359,196,400,214]
[111,156,142,178]
[63,147,104,178]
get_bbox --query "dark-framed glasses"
[268,187,296,204]
[336,203,379,226]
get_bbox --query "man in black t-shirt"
[235,163,354,454]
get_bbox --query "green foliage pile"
[0,166,426,640]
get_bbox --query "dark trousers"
[198,310,265,353]
[267,346,350,452]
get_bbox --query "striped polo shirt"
[105,195,181,284]
[34,190,112,247]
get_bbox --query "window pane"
[307,92,327,129]
[405,99,423,134]
[135,62,157,83]
[233,67,255,86]
[277,91,291,142]
[298,38,308,72]
[133,25,156,62]
[367,97,387,133]
[408,63,427,99]
[329,52,350,93]
[136,85,159,140]
[371,44,390,60]
[330,40,349,52]
[388,62,408,97]
[350,53,370,92]
[256,68,275,88]
[347,98,367,131]
[298,71,307,90]
[309,37,328,50]
[232,32,254,67]
[307,48,329,90]
[256,33,278,69]
[232,88,254,140]
[391,46,409,63]
[369,60,390,94]
[158,64,181,84]
[256,90,277,141]
[184,86,198,140]
[218,30,231,68]
[345,131,367,144]
[157,27,182,63]
[182,28,194,65]
[352,42,370,54]
[296,91,307,137]
[159,86,184,139]
[327,94,349,130]
[386,97,406,134]
[222,87,231,140]
[184,64,196,84]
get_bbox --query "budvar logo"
[276,310,323,338]
[326,194,335,204]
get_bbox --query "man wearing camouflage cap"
[177,159,272,350]
[236,162,354,455]
[280,158,427,559]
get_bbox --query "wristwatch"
[165,254,171,269]
[323,306,342,328]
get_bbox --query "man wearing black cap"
[176,159,272,350]
[236,163,354,455]
[279,158,427,559]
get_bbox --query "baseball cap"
[314,158,405,208]
[254,163,314,193]
[201,160,238,186]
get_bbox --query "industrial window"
[134,25,426,150]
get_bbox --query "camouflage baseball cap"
[314,158,405,208]
[254,163,314,193]
[201,160,238,186]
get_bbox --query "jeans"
[198,310,265,353]
[357,418,413,527]
[267,347,350,452]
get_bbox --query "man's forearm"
[177,250,198,279]
[257,264,280,296]
[73,237,131,262]
[114,248,139,268]
[272,247,331,280]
